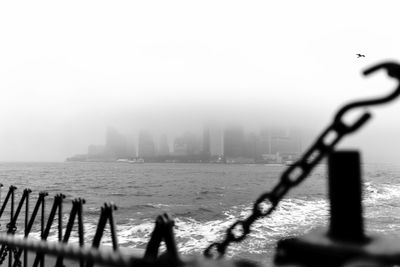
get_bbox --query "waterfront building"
[223,125,245,159]
[209,125,223,156]
[244,132,261,160]
[202,126,210,156]
[266,127,302,162]
[173,136,188,156]
[158,134,170,156]
[126,135,137,159]
[105,127,129,159]
[184,132,202,155]
[138,130,156,158]
[259,128,272,155]
[173,132,202,156]
[88,145,105,156]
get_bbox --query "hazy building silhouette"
[173,136,187,156]
[270,128,287,155]
[105,127,128,159]
[88,145,105,156]
[126,135,137,158]
[158,134,170,156]
[202,126,210,156]
[138,130,156,158]
[209,125,223,156]
[280,128,302,156]
[223,125,245,158]
[184,132,201,155]
[173,132,202,156]
[244,132,261,159]
[264,127,302,162]
[259,128,271,155]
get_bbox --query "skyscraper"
[138,130,156,158]
[223,125,245,158]
[173,136,187,156]
[209,125,223,156]
[244,132,260,159]
[172,132,202,156]
[183,132,201,155]
[259,128,271,155]
[126,134,137,158]
[202,126,210,156]
[105,127,128,159]
[158,134,170,156]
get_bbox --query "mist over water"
[0,102,323,162]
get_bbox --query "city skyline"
[68,124,303,164]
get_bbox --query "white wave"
[112,197,330,257]
[219,198,329,255]
[363,181,400,203]
[5,197,331,257]
[146,203,191,209]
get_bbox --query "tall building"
[209,125,223,156]
[173,136,187,156]
[223,125,245,158]
[270,128,287,155]
[244,132,261,159]
[259,128,271,155]
[87,145,105,160]
[202,126,210,156]
[268,127,302,159]
[126,134,137,158]
[138,130,156,158]
[173,132,202,156]
[105,127,128,159]
[184,132,202,155]
[158,134,170,156]
[88,145,105,156]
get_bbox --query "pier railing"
[0,186,131,266]
[0,186,185,267]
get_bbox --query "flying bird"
[356,54,365,58]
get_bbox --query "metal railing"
[0,186,184,267]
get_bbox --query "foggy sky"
[1,1,400,163]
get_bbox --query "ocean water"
[0,162,400,264]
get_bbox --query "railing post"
[24,189,29,267]
[275,150,370,266]
[328,150,365,242]
[9,186,16,267]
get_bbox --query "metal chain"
[12,248,21,267]
[0,223,17,265]
[0,247,21,267]
[204,116,370,258]
[0,247,7,265]
[2,222,22,267]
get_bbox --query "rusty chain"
[204,61,400,259]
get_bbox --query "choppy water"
[0,162,400,264]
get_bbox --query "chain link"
[3,221,22,267]
[12,247,21,267]
[0,247,8,264]
[204,118,369,259]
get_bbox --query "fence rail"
[0,185,177,267]
[0,233,143,267]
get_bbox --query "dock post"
[328,150,365,242]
